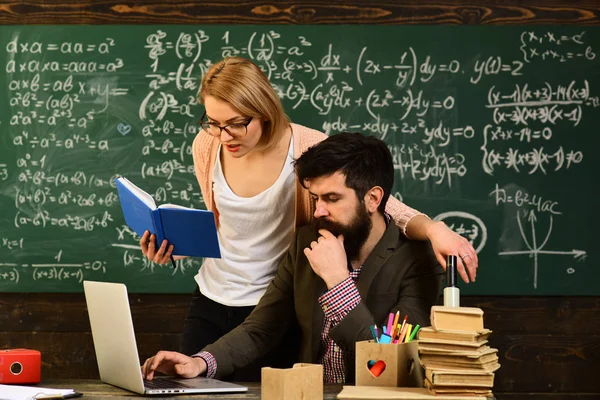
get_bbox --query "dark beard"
[312,202,372,263]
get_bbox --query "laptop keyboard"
[144,378,191,389]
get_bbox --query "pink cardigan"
[191,123,422,235]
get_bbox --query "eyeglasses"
[200,111,253,138]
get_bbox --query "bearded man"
[142,132,444,384]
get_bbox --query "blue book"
[114,177,221,258]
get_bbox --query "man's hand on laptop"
[141,351,207,380]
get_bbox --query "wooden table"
[42,380,344,399]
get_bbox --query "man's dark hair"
[294,132,394,213]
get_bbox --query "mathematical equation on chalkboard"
[0,26,595,293]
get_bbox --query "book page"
[117,177,156,209]
[0,384,76,400]
[157,203,194,210]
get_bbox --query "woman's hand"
[139,230,174,265]
[426,221,478,283]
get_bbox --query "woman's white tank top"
[194,140,296,306]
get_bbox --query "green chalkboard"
[0,25,597,294]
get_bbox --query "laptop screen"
[83,280,247,395]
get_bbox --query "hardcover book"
[115,177,221,258]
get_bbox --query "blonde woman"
[140,56,478,380]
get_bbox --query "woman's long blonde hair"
[198,57,290,149]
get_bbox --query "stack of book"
[417,306,500,397]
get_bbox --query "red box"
[0,349,41,384]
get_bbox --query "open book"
[115,177,221,258]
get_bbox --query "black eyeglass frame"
[199,111,253,138]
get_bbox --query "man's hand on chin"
[304,229,350,289]
[141,351,207,380]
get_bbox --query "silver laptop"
[83,280,248,395]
